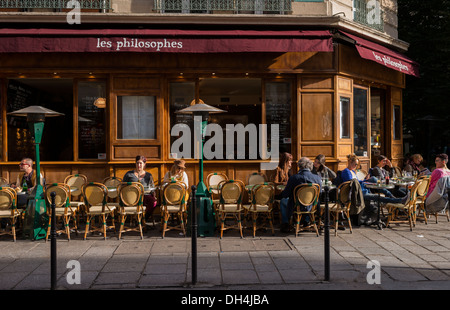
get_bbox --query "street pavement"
[1,217,450,291]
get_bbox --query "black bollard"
[50,191,57,290]
[190,185,197,285]
[323,185,330,281]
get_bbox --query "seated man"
[279,157,322,233]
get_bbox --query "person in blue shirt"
[340,154,407,206]
[280,157,322,233]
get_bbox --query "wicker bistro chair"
[0,177,9,187]
[293,183,321,237]
[217,179,245,238]
[44,183,77,241]
[64,174,88,222]
[82,182,116,240]
[103,176,122,202]
[243,183,275,237]
[247,173,266,186]
[0,187,21,241]
[414,176,433,224]
[322,181,353,236]
[160,181,188,238]
[117,182,144,239]
[206,172,228,203]
[385,179,423,231]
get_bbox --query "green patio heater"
[8,106,64,240]
[176,100,225,236]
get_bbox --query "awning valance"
[0,28,333,53]
[340,31,419,77]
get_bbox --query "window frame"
[111,90,162,146]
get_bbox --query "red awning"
[340,31,419,77]
[0,28,333,53]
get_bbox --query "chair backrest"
[206,173,228,190]
[393,166,402,177]
[408,179,424,205]
[0,187,15,213]
[64,174,87,197]
[103,176,123,199]
[248,173,266,185]
[45,183,70,209]
[294,183,320,212]
[219,180,244,205]
[416,175,431,197]
[161,182,187,207]
[0,177,9,187]
[82,182,107,208]
[251,183,274,208]
[118,182,144,208]
[337,181,352,205]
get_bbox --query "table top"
[364,182,395,190]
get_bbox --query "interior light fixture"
[94,97,106,108]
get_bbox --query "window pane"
[8,78,73,161]
[393,105,401,140]
[117,96,156,140]
[78,81,106,159]
[354,88,368,156]
[266,81,291,154]
[340,97,350,139]
[169,82,195,159]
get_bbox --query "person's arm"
[326,167,337,180]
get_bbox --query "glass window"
[340,97,350,139]
[354,87,368,156]
[169,82,195,159]
[78,81,106,159]
[117,96,156,140]
[393,105,401,140]
[266,81,291,154]
[7,78,73,161]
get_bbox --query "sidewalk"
[1,219,450,290]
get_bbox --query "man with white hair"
[280,157,322,233]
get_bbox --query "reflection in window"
[340,97,350,139]
[393,105,401,140]
[78,81,106,159]
[117,96,156,139]
[354,87,368,156]
[7,78,73,161]
[266,82,291,154]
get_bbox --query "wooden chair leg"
[64,216,71,241]
[102,214,107,240]
[252,212,257,238]
[269,212,274,235]
[311,214,319,237]
[346,211,353,233]
[46,217,51,242]
[119,213,125,239]
[238,213,243,238]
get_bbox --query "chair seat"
[385,202,410,209]
[53,208,76,216]
[0,210,20,218]
[243,204,271,212]
[86,205,116,215]
[218,204,242,212]
[70,201,85,207]
[108,202,121,208]
[119,206,143,215]
[164,205,184,212]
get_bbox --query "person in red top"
[427,153,450,198]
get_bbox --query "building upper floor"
[0,0,399,41]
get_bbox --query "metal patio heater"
[8,105,64,240]
[176,100,225,236]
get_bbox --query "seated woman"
[271,152,293,186]
[123,155,157,221]
[312,154,337,181]
[163,159,189,201]
[404,154,423,174]
[11,158,45,207]
[371,155,405,197]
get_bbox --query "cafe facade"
[0,6,419,186]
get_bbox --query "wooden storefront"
[0,30,409,187]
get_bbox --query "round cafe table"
[364,183,395,230]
